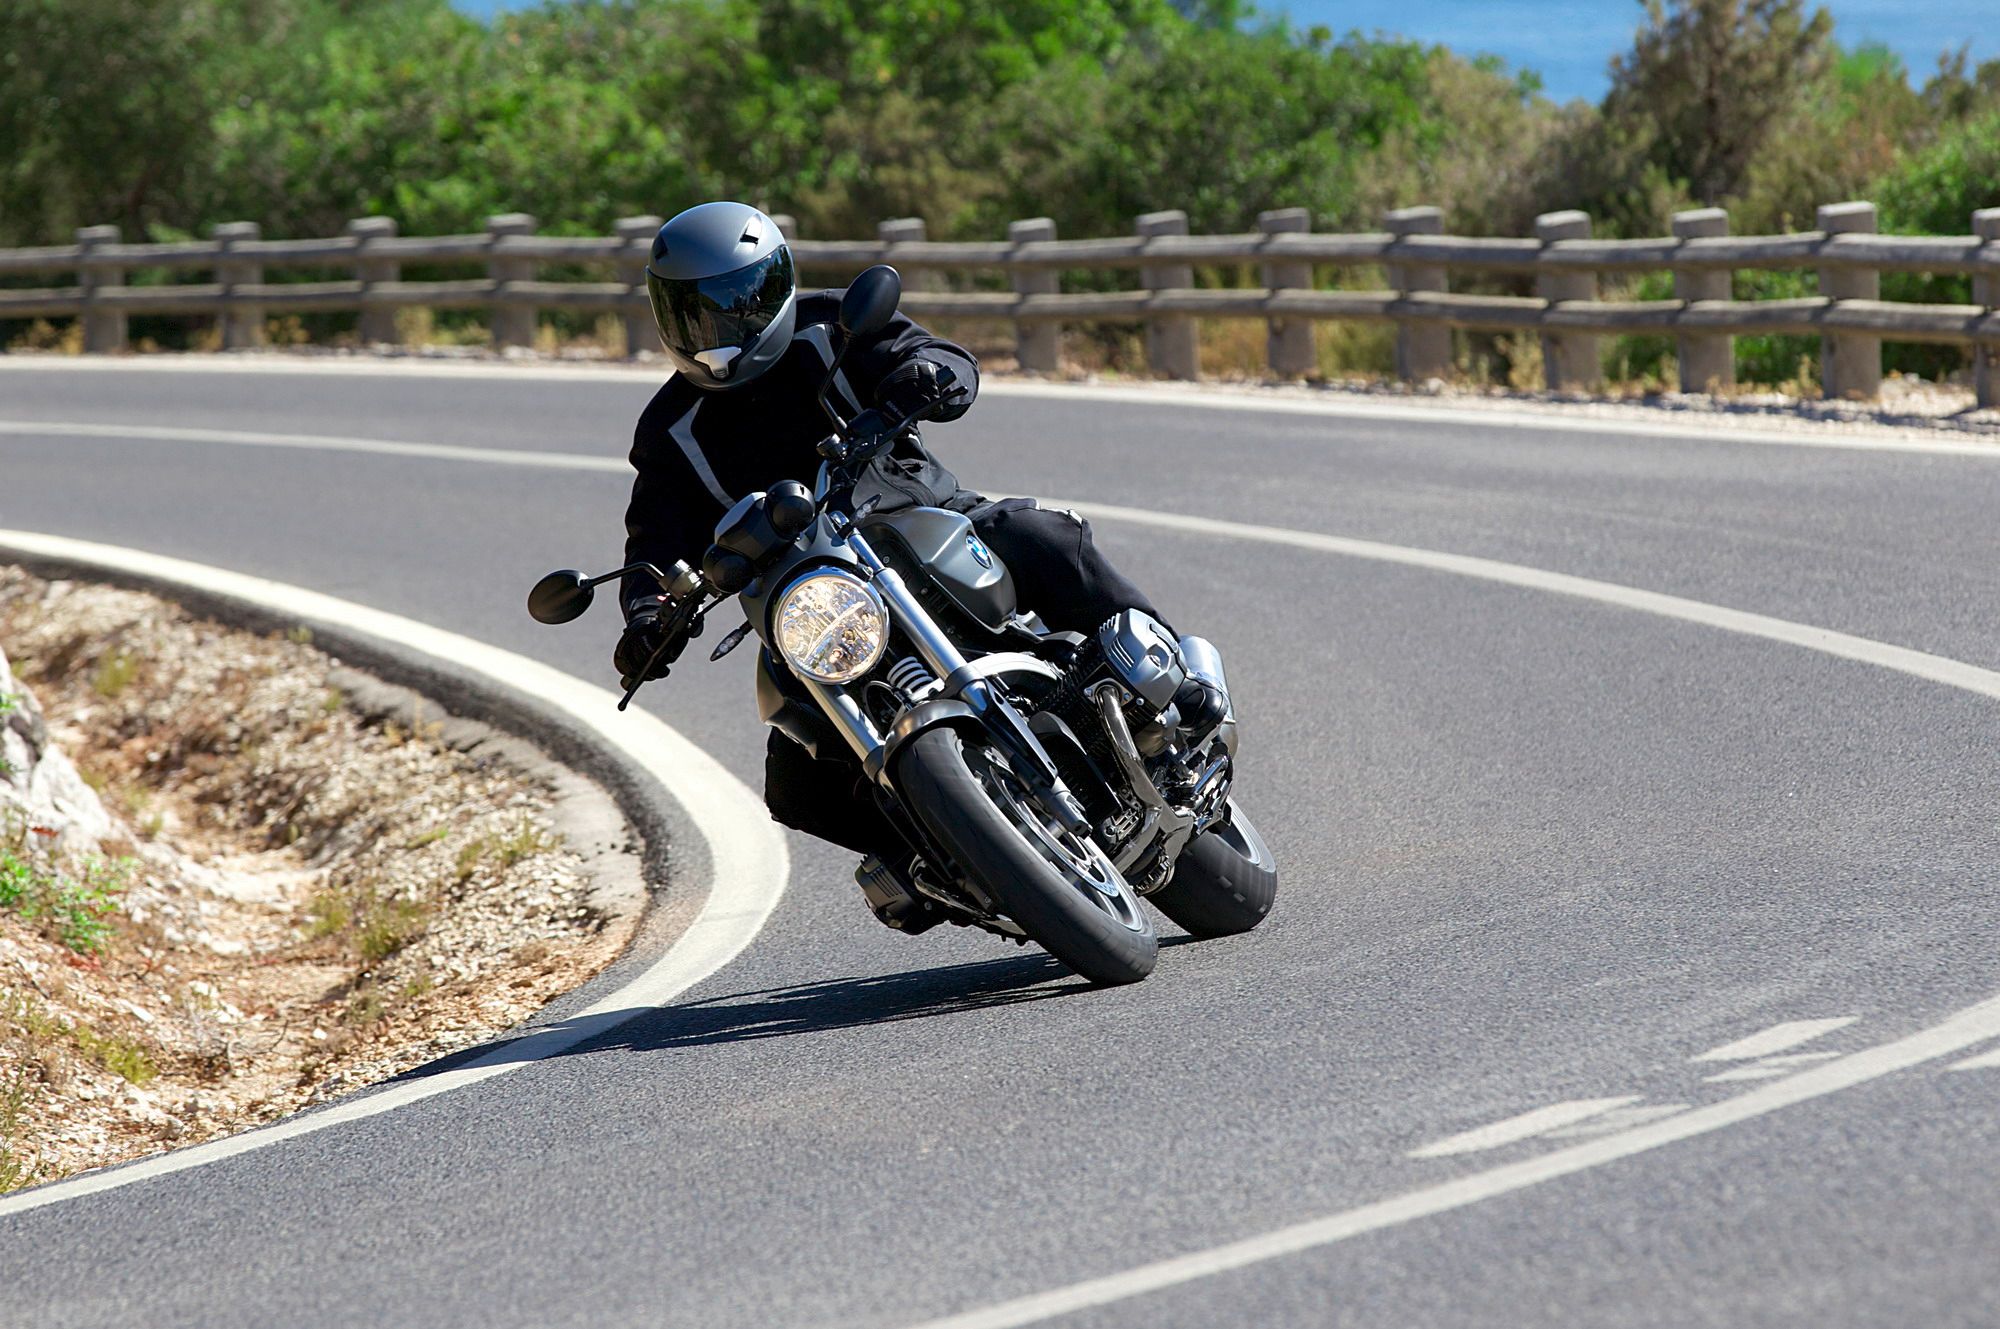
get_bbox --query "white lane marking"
[3,354,1996,459]
[12,424,2000,711]
[905,995,2000,1329]
[1702,1055,1844,1083]
[1947,1046,2000,1071]
[0,420,627,472]
[1540,1104,1691,1140]
[1693,1018,1860,1062]
[13,419,2000,1292]
[1054,500,2000,705]
[0,531,790,1218]
[1408,1098,1640,1159]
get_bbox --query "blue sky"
[451,1,1999,104]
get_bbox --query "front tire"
[1147,802,1278,938]
[896,728,1156,985]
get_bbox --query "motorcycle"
[528,265,1276,985]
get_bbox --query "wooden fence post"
[615,215,662,357]
[213,221,264,349]
[1009,218,1059,374]
[1136,209,1198,380]
[487,212,538,350]
[1818,201,1880,400]
[767,214,797,239]
[346,216,400,346]
[1257,208,1315,379]
[1972,207,1999,410]
[878,217,936,291]
[1385,206,1449,383]
[75,225,127,354]
[1534,210,1599,391]
[1672,207,1733,394]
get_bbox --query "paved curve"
[3,360,1999,1328]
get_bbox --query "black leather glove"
[875,358,945,424]
[614,607,701,687]
[841,406,896,464]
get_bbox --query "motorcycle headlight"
[774,571,889,684]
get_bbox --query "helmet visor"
[646,246,794,363]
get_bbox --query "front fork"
[798,530,1093,838]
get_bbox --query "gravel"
[0,568,642,1190]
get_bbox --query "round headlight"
[774,571,889,684]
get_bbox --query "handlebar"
[816,365,967,467]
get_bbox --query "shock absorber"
[886,655,935,699]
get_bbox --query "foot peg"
[856,853,942,934]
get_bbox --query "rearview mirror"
[528,569,594,624]
[839,265,902,339]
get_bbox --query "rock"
[0,645,114,855]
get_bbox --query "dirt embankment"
[0,568,642,1191]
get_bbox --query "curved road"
[3,360,1999,1328]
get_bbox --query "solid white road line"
[5,354,1998,458]
[1054,501,2000,705]
[0,531,790,1219]
[1693,1018,1860,1062]
[1408,1098,1640,1159]
[0,420,628,472]
[14,422,2000,1309]
[905,994,2000,1329]
[13,423,2000,709]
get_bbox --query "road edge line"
[0,530,789,1218]
[2,353,1995,458]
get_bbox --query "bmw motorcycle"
[528,266,1276,985]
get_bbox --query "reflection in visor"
[647,248,794,364]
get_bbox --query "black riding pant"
[763,498,1159,857]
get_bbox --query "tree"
[1601,0,1834,207]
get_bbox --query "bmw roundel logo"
[965,532,994,569]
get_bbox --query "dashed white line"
[903,993,2000,1329]
[11,418,2000,1320]
[1541,1104,1691,1139]
[1701,1052,1845,1083]
[1409,1098,1642,1159]
[1693,1018,1860,1062]
[1947,1046,2000,1071]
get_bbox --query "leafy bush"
[0,843,130,955]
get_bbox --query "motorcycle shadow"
[599,951,1084,1053]
[384,944,1183,1085]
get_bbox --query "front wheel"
[1147,801,1278,938]
[895,728,1156,986]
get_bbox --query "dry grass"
[0,567,636,1191]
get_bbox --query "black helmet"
[644,201,796,390]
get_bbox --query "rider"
[616,201,1222,892]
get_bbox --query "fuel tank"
[861,506,1017,632]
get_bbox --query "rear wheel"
[896,727,1156,985]
[1147,801,1278,938]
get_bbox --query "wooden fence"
[5,202,1999,405]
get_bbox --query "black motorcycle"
[529,266,1276,984]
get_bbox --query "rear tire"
[896,728,1156,986]
[1147,802,1278,938]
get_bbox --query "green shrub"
[0,850,130,954]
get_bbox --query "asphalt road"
[3,360,1998,1329]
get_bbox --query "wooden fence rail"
[5,204,2000,405]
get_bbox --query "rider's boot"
[855,850,943,934]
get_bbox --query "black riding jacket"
[620,290,980,619]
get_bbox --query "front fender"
[867,697,983,783]
[870,688,1090,836]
